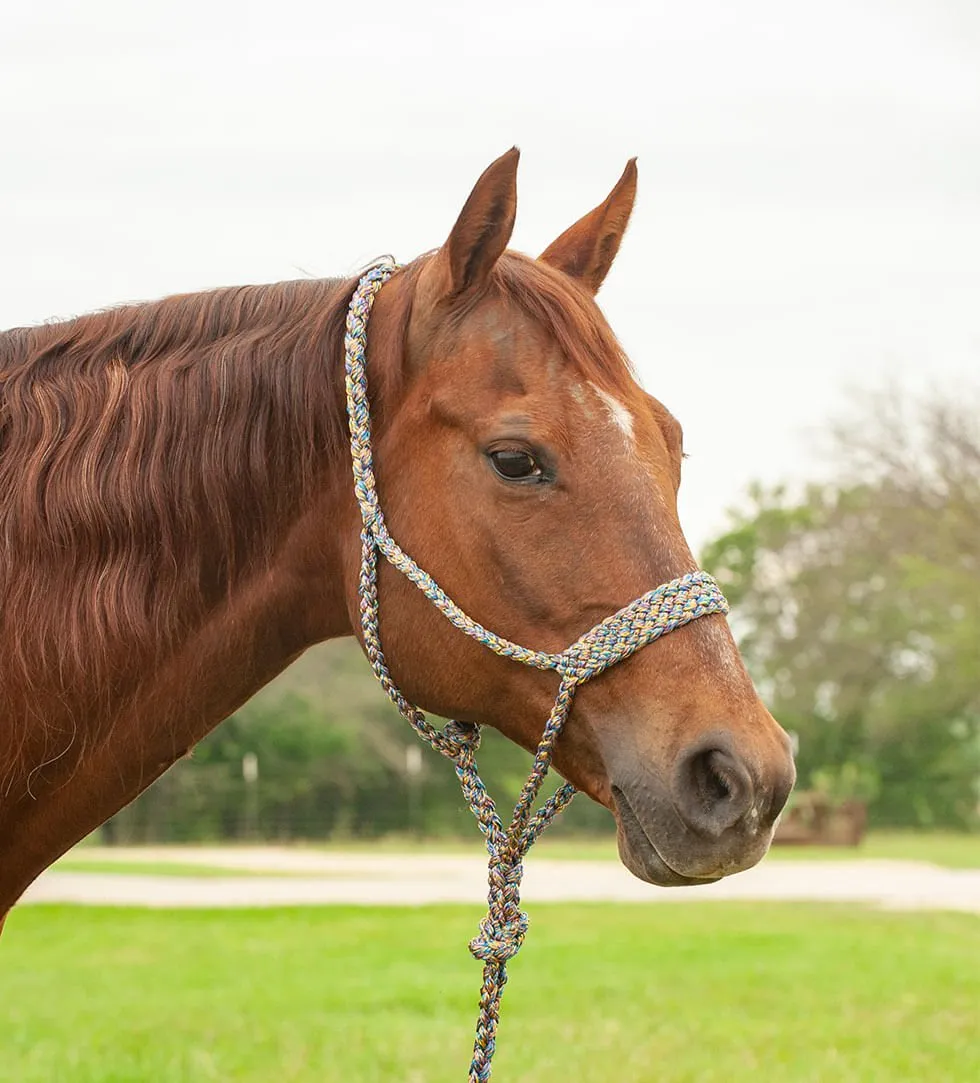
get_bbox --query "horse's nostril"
[676,744,755,838]
[701,753,735,802]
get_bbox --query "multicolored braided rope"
[344,259,730,1082]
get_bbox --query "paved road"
[20,848,980,912]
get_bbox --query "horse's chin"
[614,793,722,888]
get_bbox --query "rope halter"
[344,259,730,1082]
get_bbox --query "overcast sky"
[3,0,978,552]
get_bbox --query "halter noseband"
[344,259,729,1082]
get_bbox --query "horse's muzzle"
[610,729,796,886]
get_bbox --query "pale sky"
[3,0,978,552]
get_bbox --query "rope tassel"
[343,260,729,1081]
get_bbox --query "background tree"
[701,385,980,828]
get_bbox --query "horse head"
[339,149,796,886]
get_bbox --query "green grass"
[52,860,315,879]
[2,904,977,1082]
[517,830,980,868]
[63,830,980,875]
[767,831,980,869]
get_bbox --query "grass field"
[306,830,980,868]
[52,860,312,879]
[525,830,980,868]
[58,830,980,876]
[2,903,977,1082]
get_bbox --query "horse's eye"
[488,448,542,482]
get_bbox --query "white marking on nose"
[589,383,635,445]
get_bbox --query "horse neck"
[0,278,384,909]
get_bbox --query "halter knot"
[469,909,529,964]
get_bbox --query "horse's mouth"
[612,786,721,888]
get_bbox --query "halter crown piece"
[344,260,730,1082]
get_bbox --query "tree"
[702,385,980,828]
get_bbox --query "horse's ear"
[538,159,638,294]
[438,147,519,298]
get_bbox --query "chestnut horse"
[0,149,795,932]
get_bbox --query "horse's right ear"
[435,148,519,299]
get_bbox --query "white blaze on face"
[590,382,635,448]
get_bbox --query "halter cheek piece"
[344,260,729,1082]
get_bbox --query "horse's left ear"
[538,159,638,294]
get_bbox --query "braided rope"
[344,259,729,1082]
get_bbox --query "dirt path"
[21,848,980,912]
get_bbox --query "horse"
[0,149,795,933]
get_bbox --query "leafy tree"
[702,386,980,828]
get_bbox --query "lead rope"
[344,260,730,1082]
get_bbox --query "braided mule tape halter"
[344,259,729,1082]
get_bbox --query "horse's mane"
[0,275,366,768]
[0,252,634,781]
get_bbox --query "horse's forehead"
[446,307,640,435]
[434,294,662,457]
[455,296,545,352]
